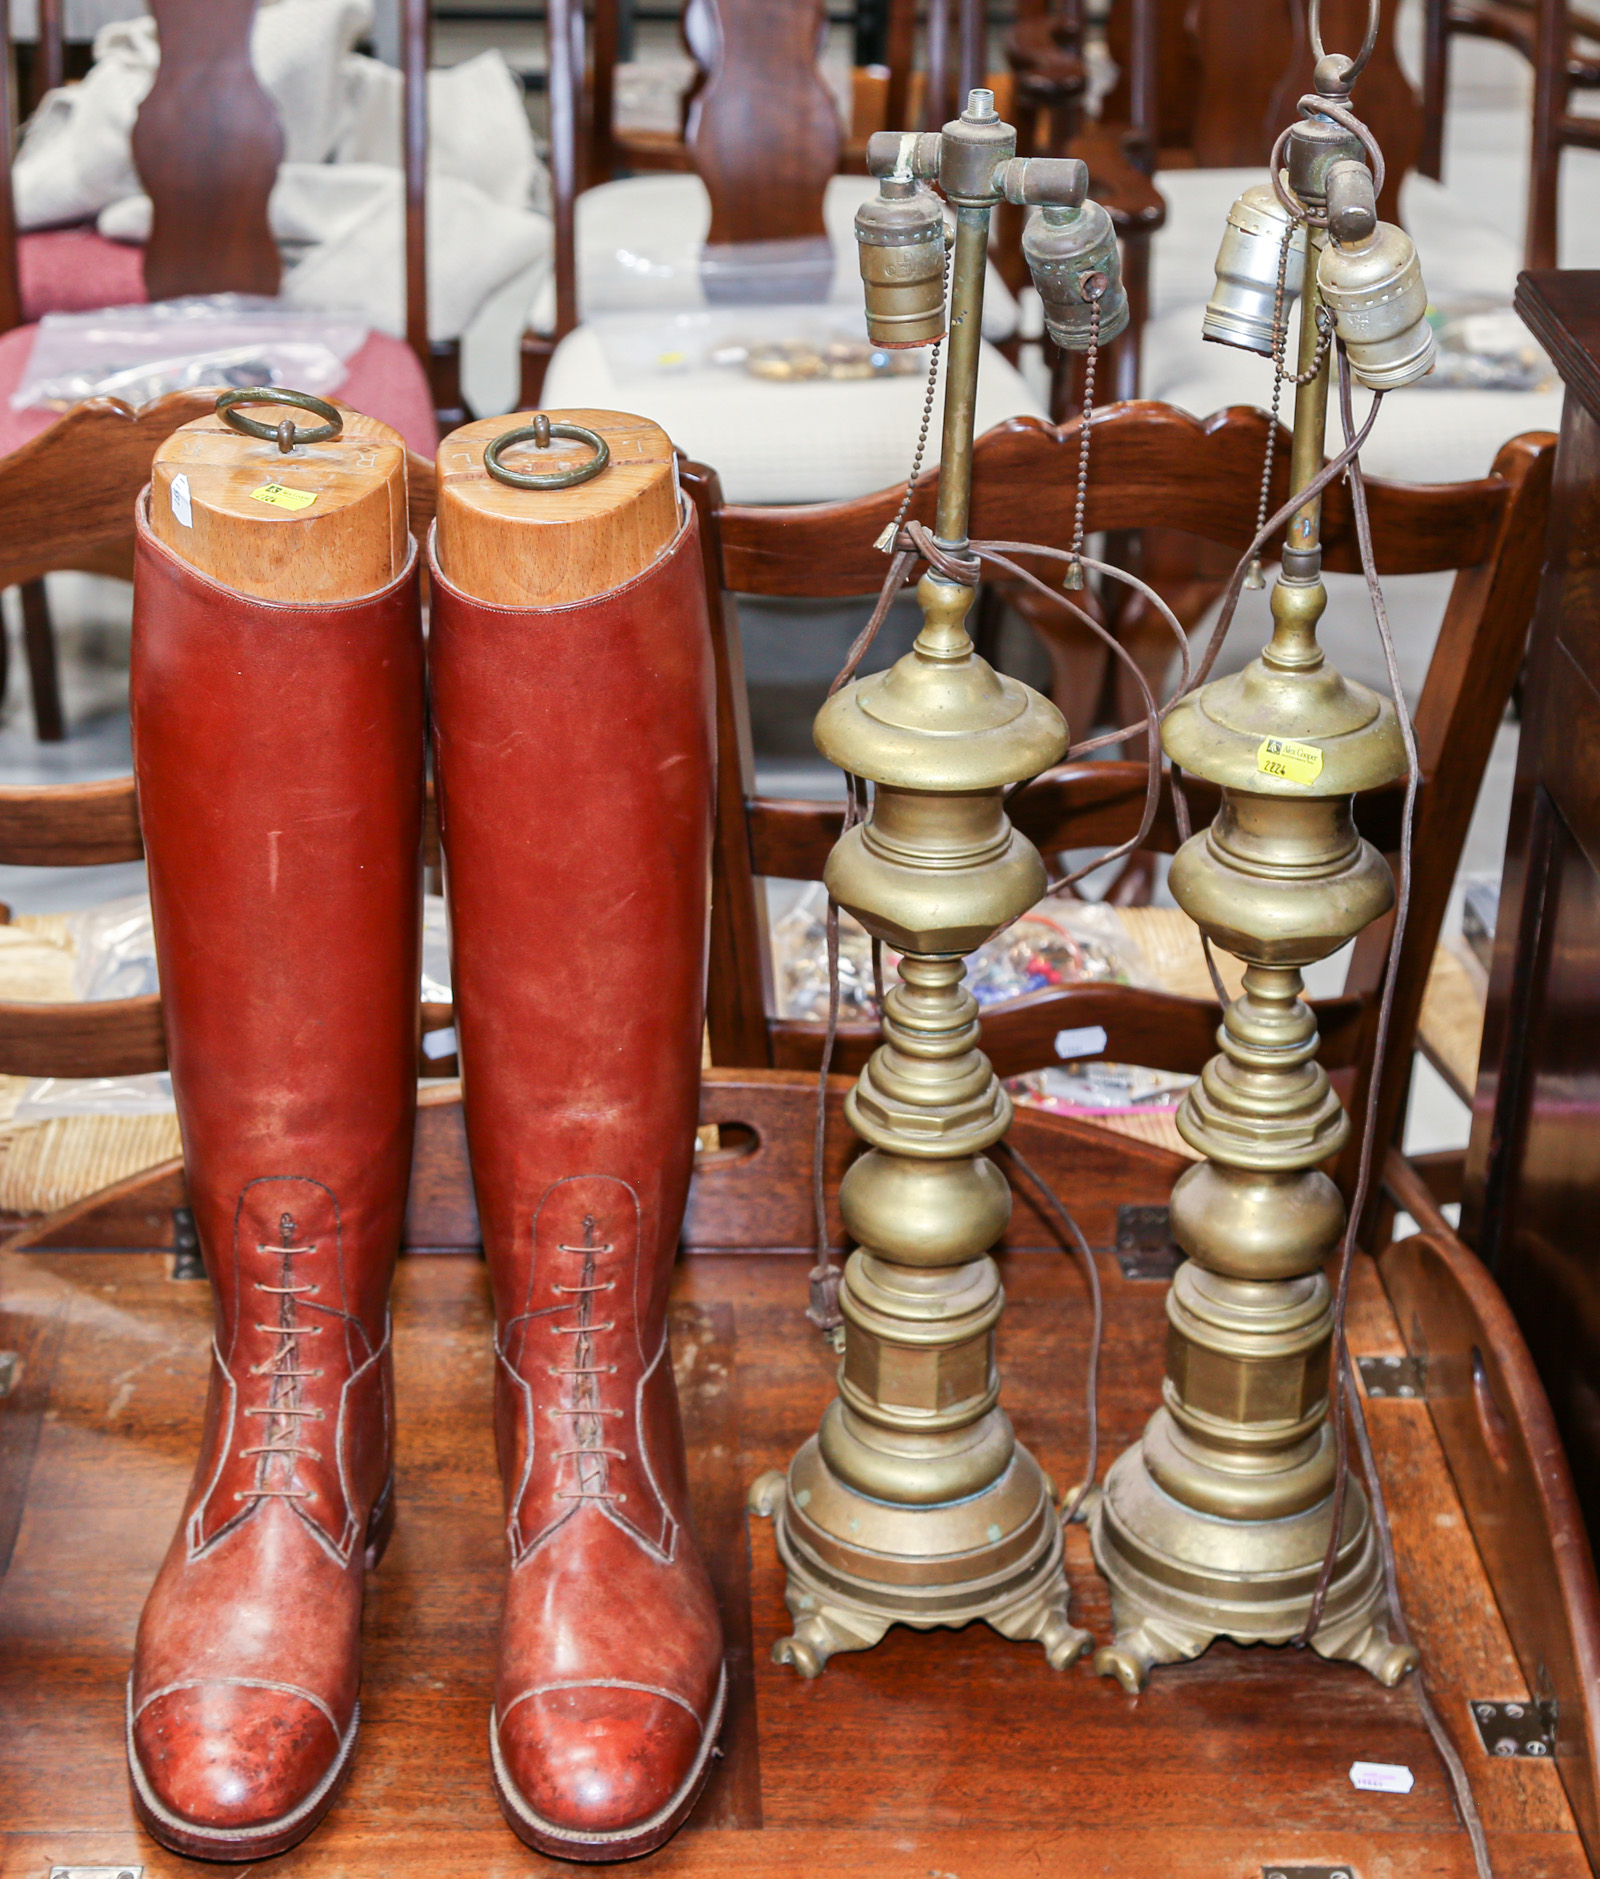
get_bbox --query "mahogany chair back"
[586,0,992,186]
[1,0,442,405]
[686,400,1554,1206]
[1102,0,1421,225]
[1421,0,1600,269]
[532,0,1004,393]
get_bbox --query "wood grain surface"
[1,1229,1590,1877]
[435,408,678,606]
[149,401,410,600]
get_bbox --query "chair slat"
[715,405,1513,599]
[0,994,166,1078]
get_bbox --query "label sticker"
[1054,1024,1109,1061]
[1257,735,1324,786]
[169,472,193,528]
[1349,1760,1415,1794]
[250,482,318,512]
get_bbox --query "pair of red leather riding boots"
[123,496,724,1861]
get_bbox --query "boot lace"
[235,1210,325,1501]
[546,1213,628,1506]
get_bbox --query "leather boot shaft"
[126,495,425,1859]
[427,509,725,1859]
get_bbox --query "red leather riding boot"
[428,511,725,1861]
[125,499,424,1860]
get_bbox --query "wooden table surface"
[1,1239,1590,1878]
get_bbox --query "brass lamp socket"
[1203,185,1309,355]
[1317,221,1436,390]
[1023,200,1130,351]
[856,177,950,349]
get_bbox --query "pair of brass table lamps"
[751,49,1435,1694]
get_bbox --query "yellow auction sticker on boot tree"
[250,482,319,512]
[1256,736,1324,785]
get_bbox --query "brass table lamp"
[750,90,1118,1677]
[1088,72,1430,1692]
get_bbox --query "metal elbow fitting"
[855,176,950,349]
[1203,185,1309,355]
[1316,220,1436,389]
[1022,199,1129,351]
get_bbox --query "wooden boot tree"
[149,397,409,600]
[434,408,677,606]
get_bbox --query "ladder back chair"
[686,400,1555,1219]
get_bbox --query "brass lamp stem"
[1286,236,1332,564]
[933,205,992,549]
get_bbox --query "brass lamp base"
[1088,1441,1419,1693]
[750,1435,1090,1678]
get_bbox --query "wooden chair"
[0,0,445,737]
[685,400,1555,1225]
[1422,0,1600,269]
[521,0,1047,497]
[586,0,994,187]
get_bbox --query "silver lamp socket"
[1203,184,1308,355]
[1316,220,1436,390]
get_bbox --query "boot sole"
[489,1661,727,1862]
[126,1485,393,1860]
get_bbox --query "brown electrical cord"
[1296,347,1493,1879]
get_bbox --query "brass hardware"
[1317,220,1436,390]
[1023,201,1130,351]
[1089,97,1420,1695]
[1356,1352,1426,1398]
[484,415,611,490]
[756,89,1094,1677]
[855,178,949,349]
[171,1206,204,1281]
[216,387,343,454]
[1115,1204,1183,1281]
[1470,1698,1556,1759]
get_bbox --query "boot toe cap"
[496,1684,705,1837]
[132,1682,343,1832]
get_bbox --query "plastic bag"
[594,304,925,389]
[1007,1062,1193,1118]
[1420,302,1555,393]
[12,294,368,413]
[770,881,1155,1024]
[12,1072,174,1121]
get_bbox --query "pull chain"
[1064,283,1104,591]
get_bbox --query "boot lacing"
[546,1213,628,1506]
[236,1210,326,1501]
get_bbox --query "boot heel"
[364,1481,397,1571]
